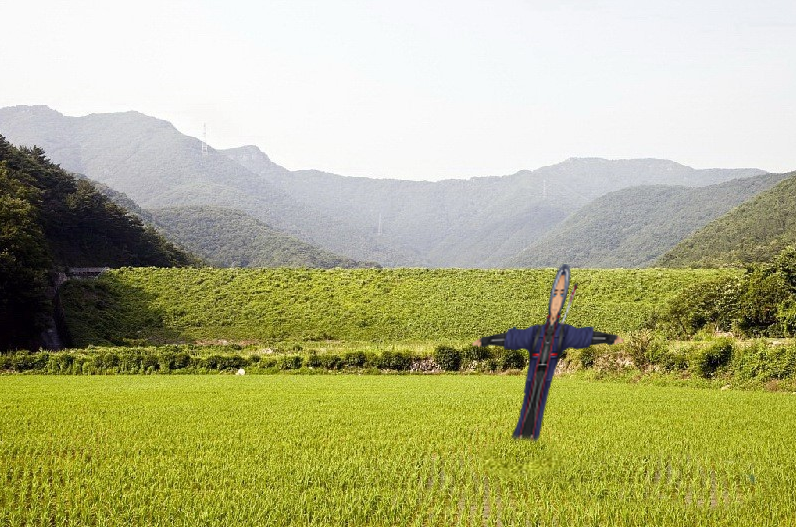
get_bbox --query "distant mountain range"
[0,105,775,268]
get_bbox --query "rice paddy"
[2,375,794,525]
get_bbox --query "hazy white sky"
[2,0,795,179]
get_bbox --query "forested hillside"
[0,136,195,350]
[659,171,796,267]
[509,172,789,268]
[230,149,766,268]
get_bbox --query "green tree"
[0,162,52,349]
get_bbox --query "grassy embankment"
[60,267,734,346]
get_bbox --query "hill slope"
[509,172,789,268]
[0,136,195,268]
[0,106,426,266]
[147,206,378,268]
[226,147,765,267]
[60,267,733,346]
[659,171,796,267]
[76,178,378,268]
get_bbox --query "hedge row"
[3,338,796,385]
[0,344,527,375]
[565,331,796,383]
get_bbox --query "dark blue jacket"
[505,324,594,438]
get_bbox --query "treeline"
[0,137,197,350]
[0,344,522,375]
[73,179,381,269]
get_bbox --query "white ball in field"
[236,368,246,376]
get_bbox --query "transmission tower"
[201,123,208,156]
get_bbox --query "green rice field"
[2,375,795,526]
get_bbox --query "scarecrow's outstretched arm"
[592,331,619,345]
[476,333,506,346]
[475,330,621,348]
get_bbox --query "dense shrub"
[656,349,690,372]
[174,352,192,369]
[0,351,49,372]
[566,346,598,369]
[306,351,322,368]
[3,337,796,385]
[733,340,796,382]
[462,345,492,362]
[375,350,412,371]
[200,354,248,370]
[433,346,461,371]
[202,354,224,370]
[482,358,499,372]
[142,353,159,371]
[318,354,343,370]
[257,356,279,369]
[278,355,303,370]
[691,338,734,378]
[736,272,790,337]
[46,353,74,373]
[656,276,743,338]
[343,351,367,368]
[306,351,344,370]
[624,329,666,369]
[498,348,526,370]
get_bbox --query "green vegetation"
[4,333,796,392]
[59,267,734,346]
[2,375,794,525]
[510,173,788,268]
[147,206,376,268]
[660,171,796,267]
[0,136,196,350]
[70,179,368,269]
[655,247,796,338]
[0,159,50,350]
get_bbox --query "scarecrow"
[474,265,623,439]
